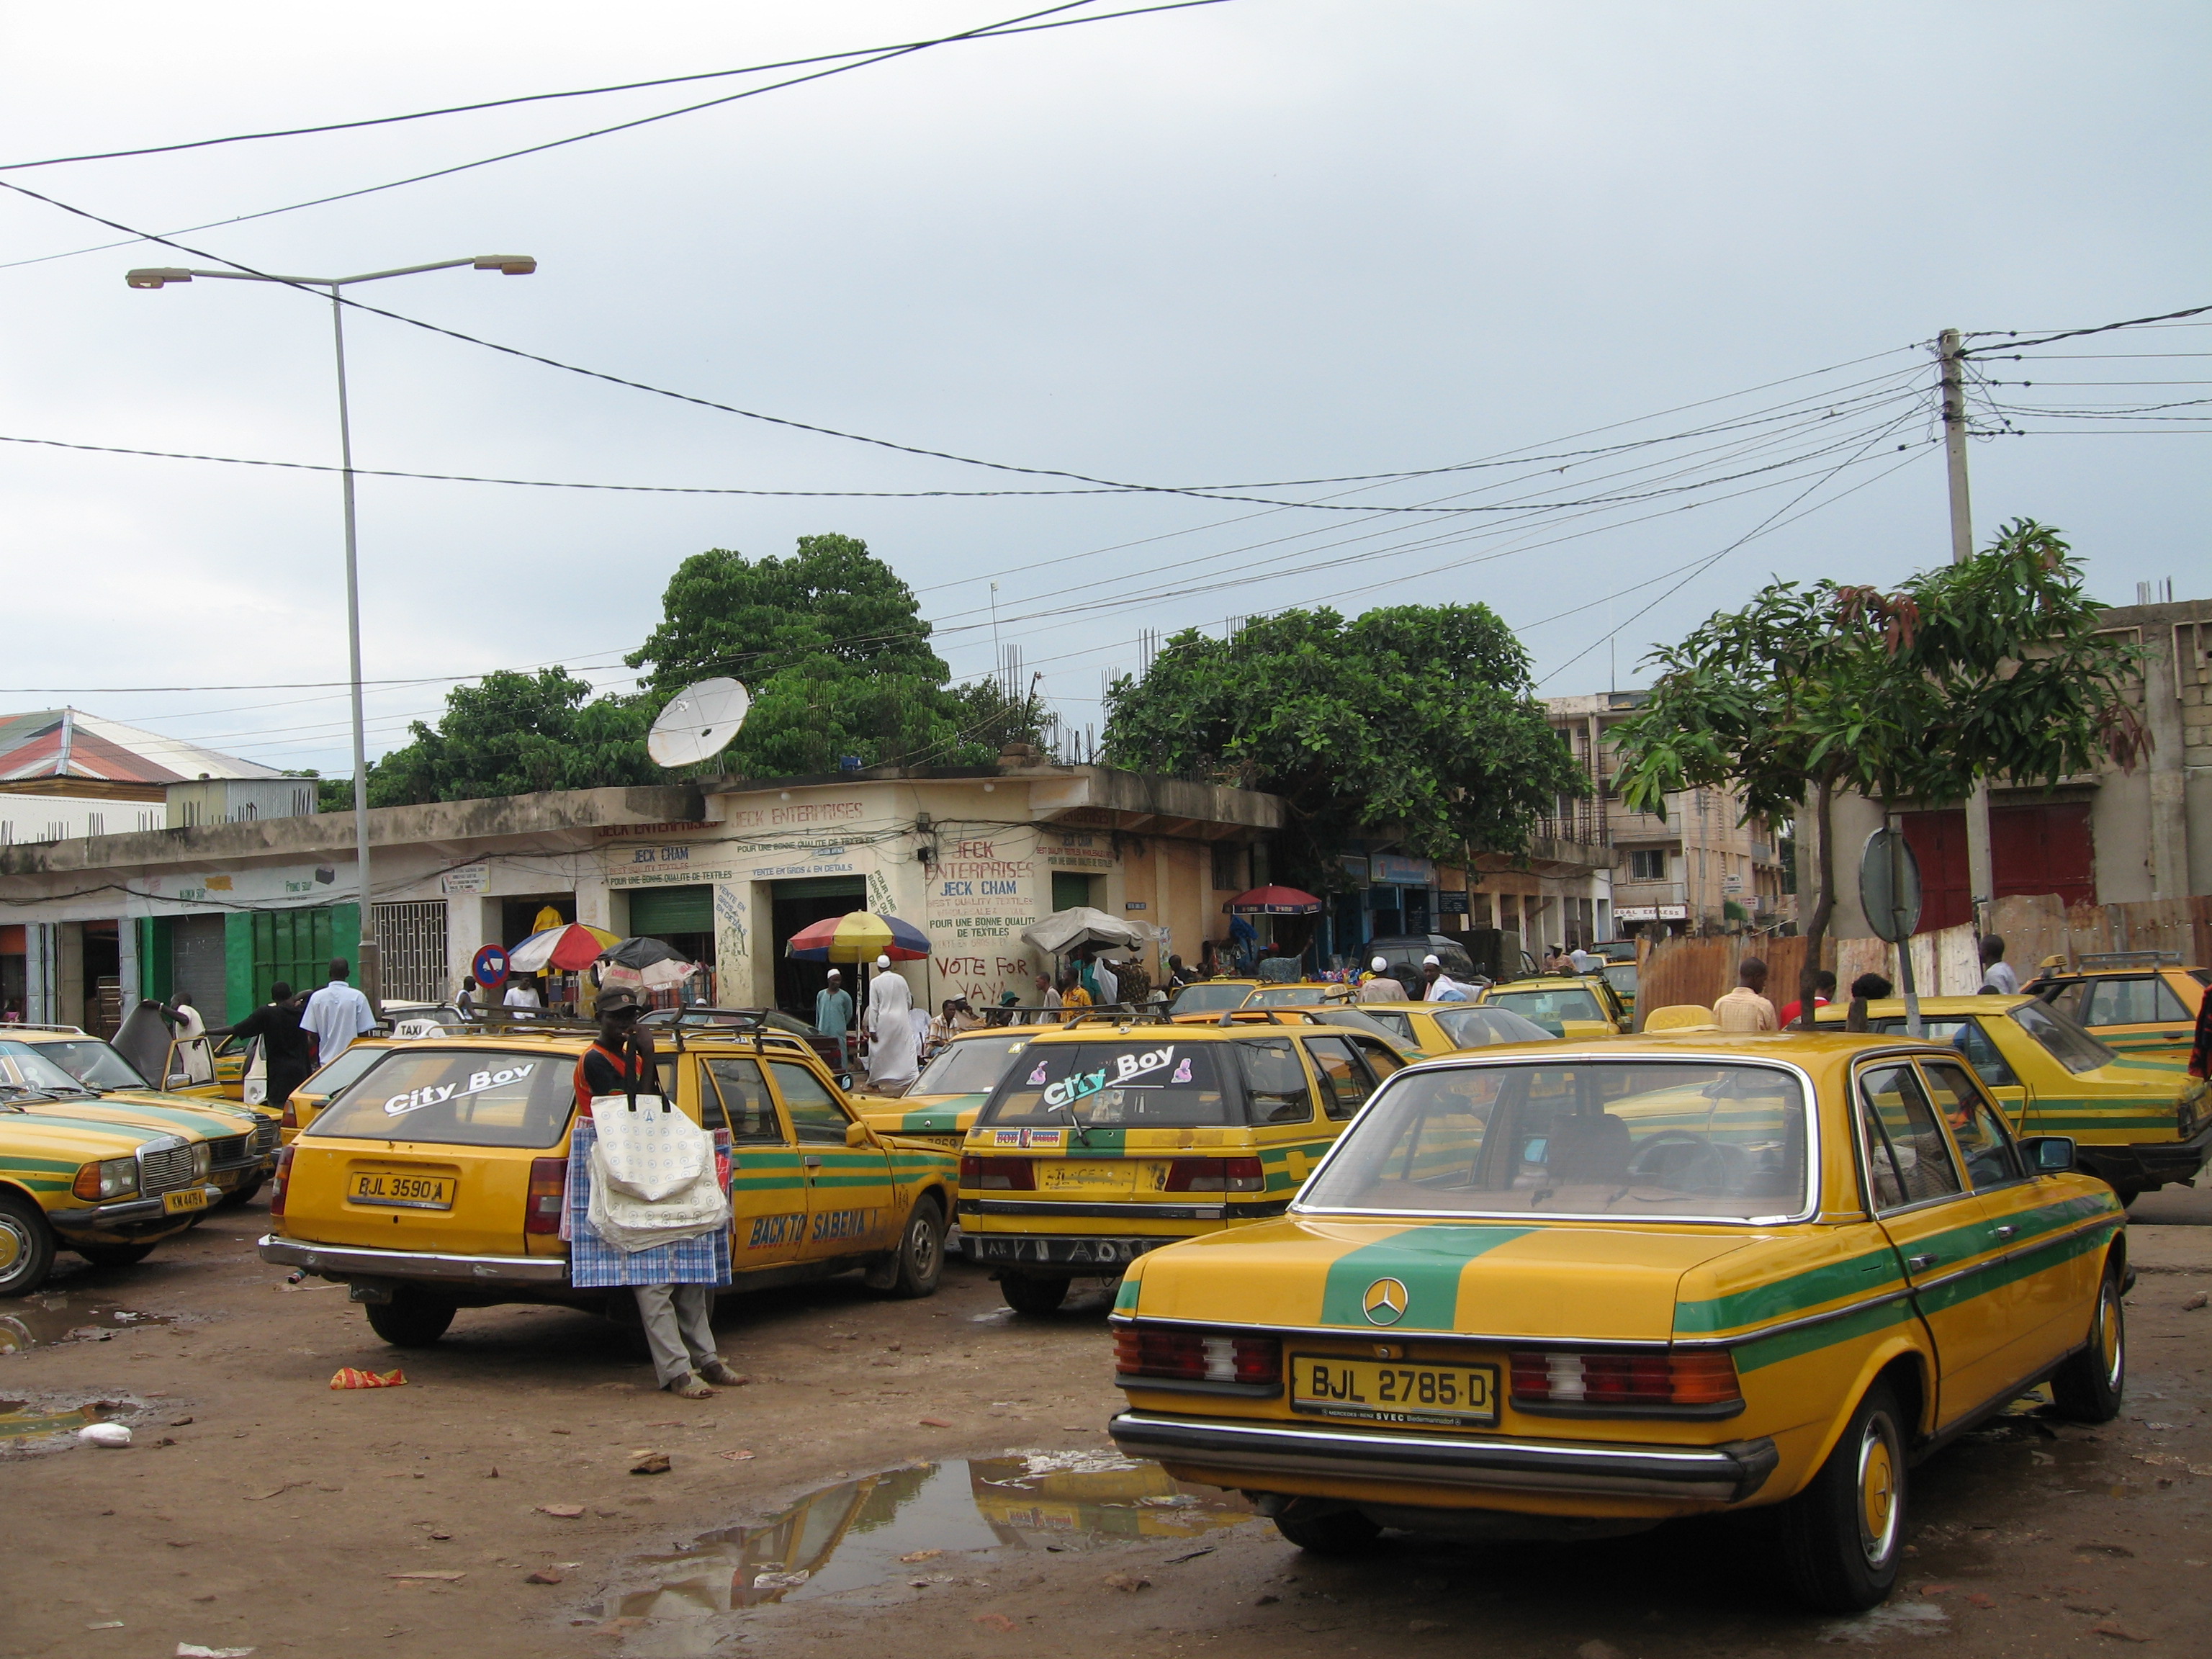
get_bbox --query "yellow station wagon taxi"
[1469,976,1627,1039]
[958,1012,1408,1315]
[259,1016,960,1346]
[2028,958,2207,1064]
[1343,1002,1561,1061]
[1106,1031,2126,1612]
[1816,995,2206,1205]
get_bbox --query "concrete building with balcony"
[1545,692,1792,940]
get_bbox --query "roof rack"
[2078,950,2186,970]
[1,1022,89,1035]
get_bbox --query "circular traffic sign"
[472,944,511,989]
[1858,827,1923,945]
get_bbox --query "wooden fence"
[1632,893,2212,1030]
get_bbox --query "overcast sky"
[3,1,2204,778]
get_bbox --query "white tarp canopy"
[1020,907,1153,956]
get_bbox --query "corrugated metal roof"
[0,708,279,799]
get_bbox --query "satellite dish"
[647,677,751,766]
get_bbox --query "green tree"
[1610,519,2148,1027]
[627,533,1004,775]
[368,668,660,805]
[1101,604,1581,886]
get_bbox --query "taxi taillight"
[280,1097,299,1130]
[961,1155,1035,1190]
[1115,1326,1280,1386]
[525,1157,567,1235]
[1163,1156,1265,1192]
[1510,1349,1741,1410]
[268,1146,295,1218]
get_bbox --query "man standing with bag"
[567,991,742,1400]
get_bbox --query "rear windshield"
[1485,986,1606,1023]
[1169,984,1249,1015]
[912,1035,1032,1097]
[1308,1007,1408,1044]
[1603,963,1639,996]
[1429,1007,1557,1048]
[2009,1001,2115,1074]
[307,1048,574,1147]
[979,1040,1238,1128]
[1300,1059,1810,1221]
[29,1038,150,1092]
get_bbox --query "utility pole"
[1940,328,1995,938]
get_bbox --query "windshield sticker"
[992,1126,1064,1148]
[1026,1060,1050,1085]
[1113,1046,1176,1085]
[1043,1069,1110,1110]
[383,1062,536,1118]
[1172,1057,1193,1084]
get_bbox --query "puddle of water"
[0,1299,177,1354]
[0,1394,140,1449]
[613,1450,1251,1623]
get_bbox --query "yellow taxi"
[1470,976,1627,1039]
[1106,1030,2125,1611]
[1340,1002,1561,1061]
[852,1025,1049,1151]
[2028,957,2206,1064]
[258,1017,959,1346]
[958,1010,1409,1316]
[1,1038,241,1292]
[4,1026,278,1207]
[1816,995,2206,1205]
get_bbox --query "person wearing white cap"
[1357,955,1407,1003]
[1420,954,1469,1003]
[814,968,853,1068]
[864,953,920,1095]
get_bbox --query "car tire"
[1776,1381,1908,1612]
[0,1193,58,1297]
[216,1177,265,1211]
[872,1197,945,1300]
[75,1242,158,1269]
[2049,1256,2126,1423]
[364,1290,457,1347]
[999,1272,1070,1316]
[1272,1501,1382,1555]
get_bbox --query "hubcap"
[1856,1411,1902,1569]
[2099,1281,2125,1388]
[0,1215,30,1282]
[911,1217,940,1277]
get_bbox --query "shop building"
[0,757,1281,1027]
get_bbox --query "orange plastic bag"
[329,1367,407,1390]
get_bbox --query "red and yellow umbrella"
[784,911,930,963]
[507,922,620,973]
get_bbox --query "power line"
[1955,303,2212,359]
[0,2,1234,272]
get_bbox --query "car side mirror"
[165,1074,190,1088]
[845,1120,871,1148]
[2020,1135,2076,1174]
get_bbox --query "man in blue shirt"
[814,968,854,1066]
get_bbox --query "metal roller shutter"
[626,884,716,935]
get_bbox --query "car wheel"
[74,1243,158,1269]
[1776,1381,1907,1612]
[0,1194,58,1298]
[215,1177,266,1211]
[1272,1501,1382,1555]
[2049,1257,2126,1423]
[364,1289,457,1347]
[873,1197,945,1300]
[999,1272,1070,1316]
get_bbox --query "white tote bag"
[588,1092,707,1202]
[586,1135,729,1253]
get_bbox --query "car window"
[2008,1001,2115,1074]
[703,1057,786,1144]
[1603,963,1639,996]
[1856,1062,1965,1210]
[1300,1059,1809,1220]
[768,1061,852,1145]
[2085,976,2192,1026]
[1487,986,1606,1023]
[30,1038,150,1091]
[1346,1035,1405,1081]
[1302,1036,1374,1120]
[0,1040,100,1095]
[1919,1060,2024,1190]
[1868,1016,2020,1088]
[1238,1037,1316,1123]
[912,1035,1030,1096]
[2039,980,2092,1023]
[1246,986,1328,1007]
[1168,984,1250,1015]
[1431,1007,1556,1048]
[307,1048,572,1148]
[1308,1007,1403,1044]
[981,1040,1236,1128]
[1359,1010,1416,1045]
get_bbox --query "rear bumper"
[2075,1119,2212,1190]
[258,1233,568,1290]
[1108,1408,1779,1506]
[963,1231,1174,1274]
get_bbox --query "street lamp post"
[126,256,536,1009]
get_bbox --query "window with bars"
[373,901,451,1002]
[1628,850,1668,881]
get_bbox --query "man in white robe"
[865,956,920,1095]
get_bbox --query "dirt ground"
[2,1200,2208,1659]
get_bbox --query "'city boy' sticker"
[384,1062,535,1118]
